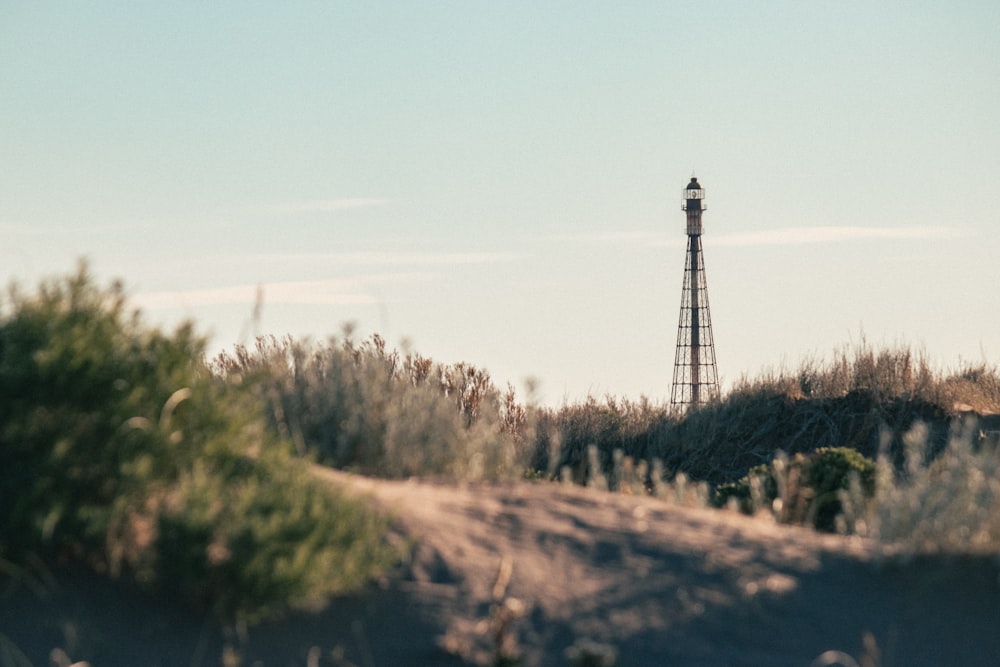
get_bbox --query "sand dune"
[4,471,999,666]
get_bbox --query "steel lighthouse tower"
[670,176,719,407]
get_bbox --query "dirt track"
[4,472,1000,666]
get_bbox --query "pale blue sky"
[2,2,999,404]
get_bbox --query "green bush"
[0,265,199,562]
[0,265,397,622]
[712,447,875,532]
[152,454,396,622]
[712,463,771,515]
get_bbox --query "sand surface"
[4,470,1000,666]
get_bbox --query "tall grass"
[864,420,1000,556]
[212,333,534,480]
[210,327,1000,551]
[533,395,676,483]
[535,341,1000,486]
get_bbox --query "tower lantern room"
[683,177,705,235]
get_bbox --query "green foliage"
[213,334,533,480]
[151,454,396,623]
[0,264,204,562]
[711,447,876,531]
[712,464,769,514]
[0,264,396,623]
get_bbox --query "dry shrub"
[213,334,534,480]
[867,420,1000,555]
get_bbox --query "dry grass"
[528,340,1000,557]
[213,334,534,481]
[535,340,1000,488]
[863,420,1000,556]
[213,332,1000,554]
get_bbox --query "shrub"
[532,396,675,483]
[712,463,770,515]
[0,264,204,563]
[712,447,876,531]
[0,264,397,622]
[867,420,1000,555]
[213,334,533,480]
[151,452,396,622]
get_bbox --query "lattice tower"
[671,176,719,407]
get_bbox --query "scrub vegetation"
[3,264,1000,637]
[212,332,533,481]
[0,264,397,625]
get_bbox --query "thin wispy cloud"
[710,226,968,247]
[240,251,526,266]
[0,221,138,236]
[257,198,386,216]
[552,226,967,248]
[545,231,666,244]
[133,274,427,310]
